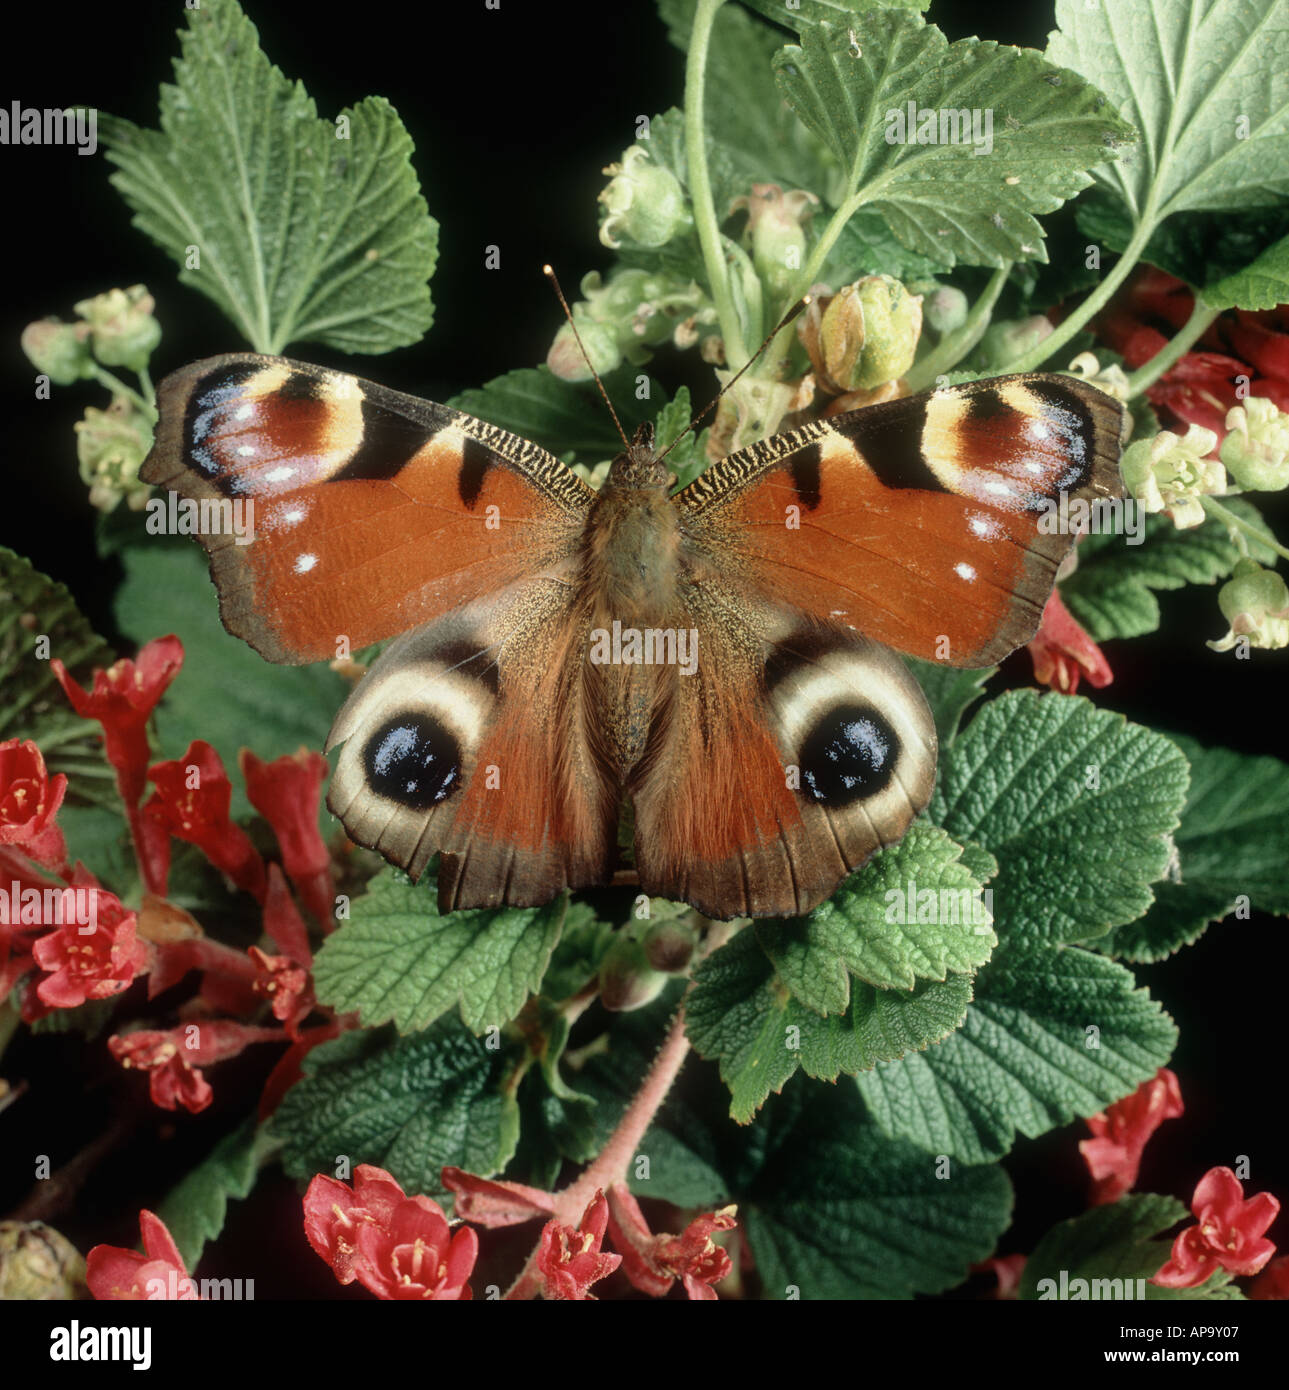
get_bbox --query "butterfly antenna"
[544,264,630,452]
[658,295,813,464]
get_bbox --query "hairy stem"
[906,264,1011,392]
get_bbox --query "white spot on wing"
[294,553,318,574]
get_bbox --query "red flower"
[0,739,67,870]
[0,847,65,997]
[1249,1254,1289,1300]
[604,1182,735,1300]
[304,1164,477,1299]
[1028,591,1113,694]
[109,1019,281,1113]
[86,1210,198,1300]
[1080,1068,1184,1206]
[535,1190,622,1300]
[261,863,313,967]
[31,875,148,1009]
[240,748,334,926]
[1152,1167,1280,1289]
[249,945,314,1038]
[51,636,183,806]
[144,741,265,901]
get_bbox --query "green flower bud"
[546,315,623,382]
[1121,424,1224,530]
[924,285,968,337]
[599,146,690,250]
[1220,396,1289,492]
[74,395,154,513]
[20,318,94,385]
[599,930,669,1012]
[800,275,923,393]
[732,184,818,300]
[977,314,1053,368]
[1208,560,1289,652]
[0,1221,88,1300]
[73,284,161,373]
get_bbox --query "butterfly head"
[605,421,669,492]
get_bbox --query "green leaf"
[738,1082,1013,1298]
[1020,1194,1241,1301]
[903,656,995,745]
[654,386,708,491]
[312,869,567,1034]
[1060,499,1278,641]
[156,1117,276,1270]
[930,691,1190,947]
[818,205,953,282]
[687,928,974,1121]
[1049,0,1289,227]
[448,364,657,463]
[100,0,437,354]
[1102,736,1289,961]
[857,942,1178,1162]
[1205,232,1289,311]
[0,547,116,799]
[774,12,1134,269]
[54,805,132,896]
[755,821,996,1008]
[539,900,616,1002]
[274,1020,515,1202]
[113,544,344,817]
[741,0,930,30]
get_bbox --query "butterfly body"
[141,354,1124,920]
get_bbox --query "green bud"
[801,275,923,393]
[599,930,668,1012]
[977,314,1053,368]
[74,395,154,513]
[732,184,818,300]
[599,146,689,250]
[1121,424,1224,529]
[924,285,968,337]
[20,318,94,385]
[1208,559,1289,652]
[642,915,698,973]
[546,315,622,383]
[0,1221,88,1300]
[73,284,161,373]
[1220,396,1289,492]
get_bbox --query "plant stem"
[1126,298,1220,397]
[685,0,747,369]
[906,264,1011,392]
[1202,496,1289,562]
[996,207,1159,375]
[89,365,157,422]
[0,998,19,1064]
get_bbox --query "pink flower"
[1028,591,1113,694]
[87,1210,198,1300]
[109,1019,281,1113]
[31,875,148,1009]
[1080,1068,1184,1205]
[604,1182,735,1300]
[1152,1168,1280,1289]
[535,1190,622,1300]
[240,748,334,926]
[0,739,67,870]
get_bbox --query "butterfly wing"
[140,354,594,663]
[676,373,1124,667]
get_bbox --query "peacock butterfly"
[140,354,1123,919]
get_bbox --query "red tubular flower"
[249,945,314,1038]
[440,1167,556,1228]
[87,1210,198,1301]
[0,739,68,871]
[240,748,335,927]
[605,1182,735,1300]
[535,1190,622,1300]
[1249,1254,1289,1300]
[1080,1068,1184,1206]
[31,875,148,1009]
[144,741,265,901]
[1152,1167,1280,1289]
[304,1164,477,1299]
[51,635,183,807]
[261,863,313,967]
[109,1019,282,1114]
[1028,591,1113,694]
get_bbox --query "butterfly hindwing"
[678,373,1124,668]
[140,353,593,663]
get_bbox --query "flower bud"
[546,316,622,382]
[74,395,154,512]
[800,275,922,394]
[20,318,94,385]
[73,285,161,373]
[0,1221,88,1300]
[599,146,690,250]
[1208,560,1289,652]
[924,285,968,337]
[1121,424,1224,529]
[1067,351,1131,403]
[599,930,668,1012]
[977,314,1053,368]
[732,184,818,300]
[642,914,698,973]
[1220,396,1289,492]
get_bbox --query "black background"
[0,0,1284,1300]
